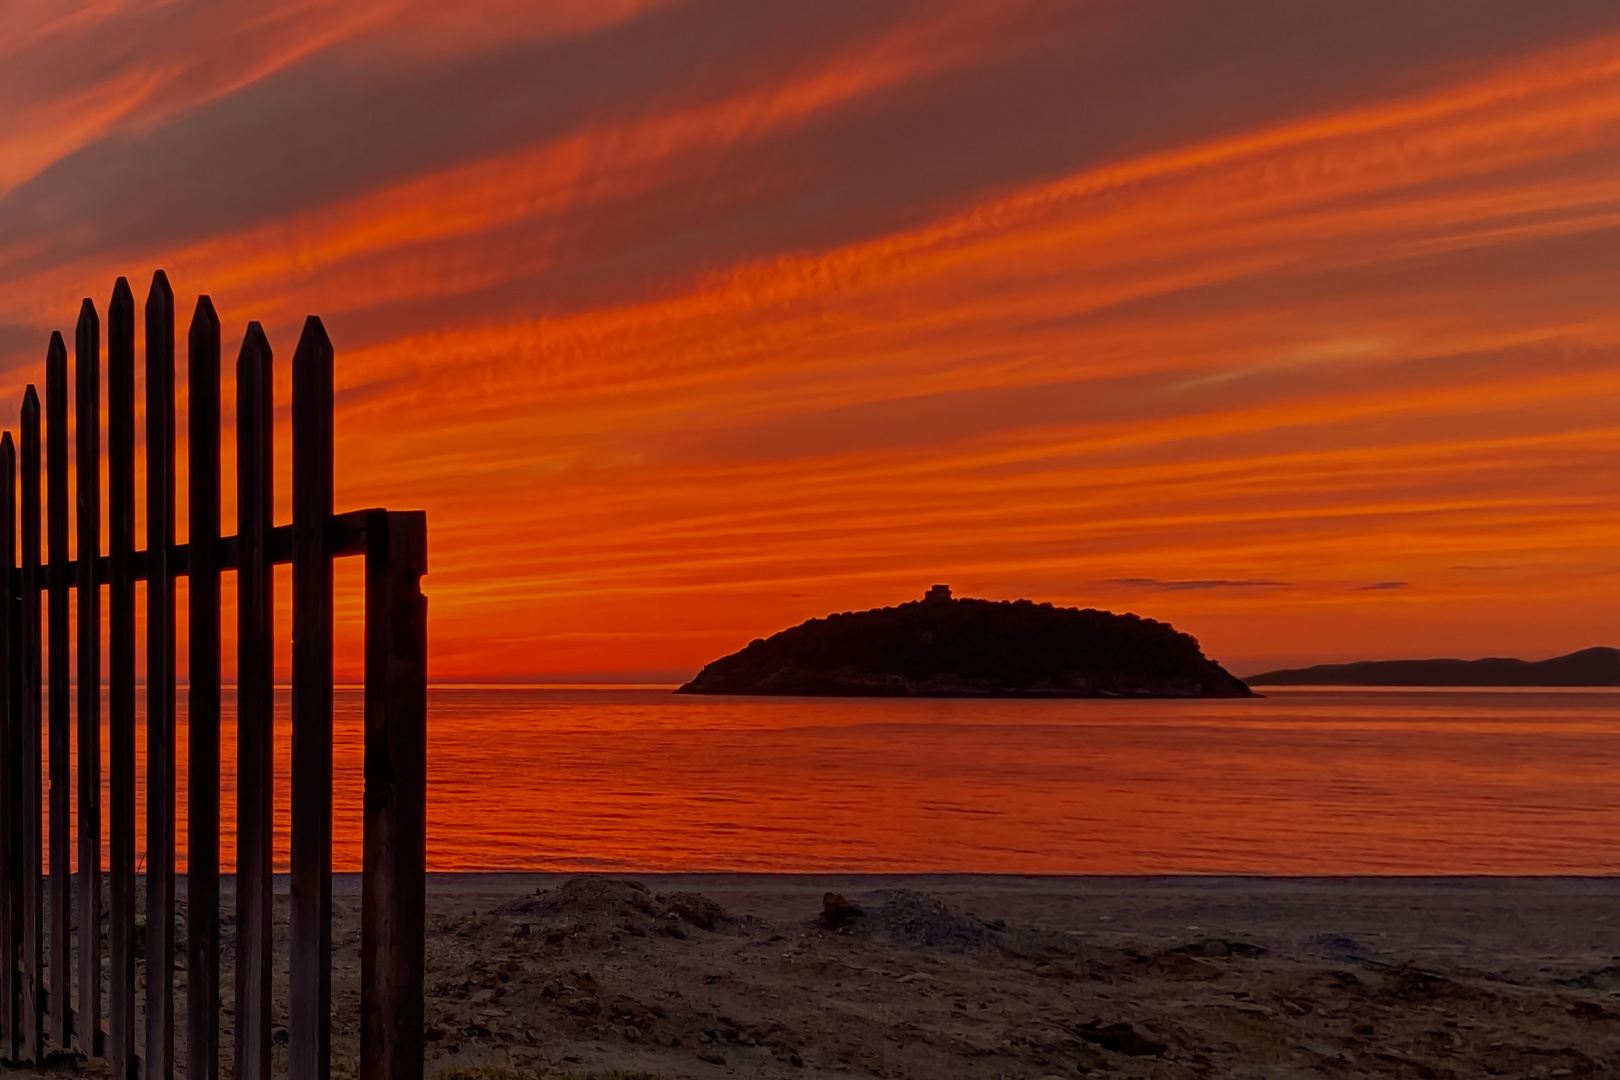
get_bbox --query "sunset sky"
[6,0,1620,681]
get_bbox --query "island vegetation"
[678,586,1252,697]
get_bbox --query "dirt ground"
[12,875,1620,1079]
[408,875,1620,1079]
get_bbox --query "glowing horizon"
[6,2,1620,681]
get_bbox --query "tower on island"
[924,584,952,602]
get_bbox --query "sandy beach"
[198,873,1620,1079]
[26,873,1620,1078]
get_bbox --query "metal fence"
[0,272,427,1080]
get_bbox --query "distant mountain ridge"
[678,587,1252,697]
[1246,647,1620,687]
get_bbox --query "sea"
[86,685,1620,877]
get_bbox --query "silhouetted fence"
[0,272,427,1080]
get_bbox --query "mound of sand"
[500,877,736,938]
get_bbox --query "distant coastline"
[1246,646,1620,686]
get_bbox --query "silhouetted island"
[678,586,1252,697]
[1246,646,1620,686]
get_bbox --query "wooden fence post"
[144,271,177,1080]
[75,296,103,1058]
[0,429,15,1061]
[235,323,274,1080]
[291,316,335,1080]
[106,277,137,1080]
[187,296,222,1080]
[362,510,427,1080]
[19,377,42,1064]
[45,335,68,1051]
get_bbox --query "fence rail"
[0,271,427,1080]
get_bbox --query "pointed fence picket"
[0,273,427,1080]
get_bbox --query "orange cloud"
[6,4,1620,679]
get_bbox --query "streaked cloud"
[1107,579,1291,592]
[5,1,1620,677]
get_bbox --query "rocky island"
[678,585,1252,697]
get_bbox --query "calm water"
[84,686,1620,875]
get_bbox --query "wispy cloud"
[1106,578,1291,592]
[1357,581,1409,591]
